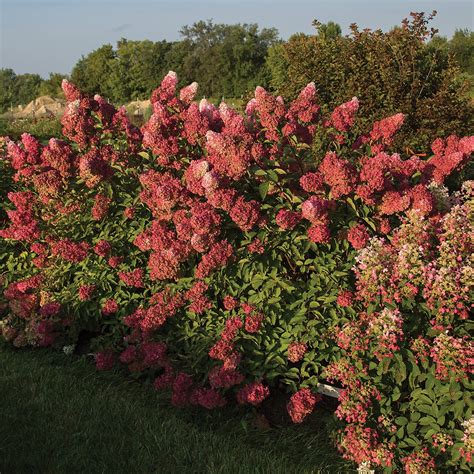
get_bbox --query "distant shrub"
[267,12,474,152]
[0,72,472,472]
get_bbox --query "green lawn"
[0,344,352,473]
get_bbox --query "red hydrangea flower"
[307,224,331,243]
[247,238,265,254]
[223,296,238,311]
[330,97,359,132]
[301,196,330,224]
[245,313,264,333]
[190,387,226,409]
[118,268,144,288]
[92,193,111,221]
[171,372,194,407]
[288,342,307,363]
[208,366,244,389]
[319,152,356,198]
[108,256,124,268]
[229,197,261,231]
[370,113,405,145]
[299,172,324,193]
[237,382,270,406]
[275,209,302,230]
[94,350,115,371]
[119,346,138,364]
[142,341,167,366]
[337,290,354,307]
[124,207,135,219]
[78,285,97,301]
[102,299,119,315]
[50,239,89,263]
[287,388,319,423]
[94,240,112,257]
[347,223,370,250]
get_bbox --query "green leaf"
[259,182,270,200]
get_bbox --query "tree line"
[0,17,472,115]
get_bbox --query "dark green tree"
[38,72,67,98]
[71,45,116,99]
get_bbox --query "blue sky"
[1,0,472,77]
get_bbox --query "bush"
[0,72,472,472]
[267,12,474,152]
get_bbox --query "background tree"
[314,21,342,40]
[269,12,473,151]
[71,45,116,99]
[38,72,67,98]
[0,69,43,113]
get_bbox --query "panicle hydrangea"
[185,281,212,314]
[195,240,234,279]
[108,256,123,268]
[50,239,89,263]
[171,372,194,407]
[118,268,144,288]
[288,342,307,362]
[319,152,357,198]
[401,448,436,474]
[208,366,244,389]
[190,387,226,409]
[337,290,354,307]
[205,128,254,180]
[223,296,238,311]
[179,81,198,104]
[229,197,261,231]
[78,149,114,188]
[347,224,370,250]
[299,172,324,193]
[287,388,319,423]
[236,382,270,405]
[369,113,405,148]
[94,350,115,371]
[287,82,319,124]
[142,341,168,366]
[153,365,175,390]
[430,333,473,382]
[254,86,286,140]
[101,299,119,316]
[91,193,111,221]
[460,416,474,463]
[301,196,330,224]
[336,381,381,424]
[425,135,474,184]
[247,238,265,254]
[307,223,331,243]
[275,209,301,230]
[423,200,473,323]
[94,239,112,257]
[151,71,178,104]
[431,432,454,453]
[244,312,264,333]
[78,284,96,301]
[330,97,359,132]
[338,425,394,467]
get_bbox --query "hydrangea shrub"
[0,72,472,472]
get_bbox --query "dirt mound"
[126,99,151,116]
[7,96,66,119]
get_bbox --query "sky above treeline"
[1,0,472,78]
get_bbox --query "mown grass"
[0,343,352,474]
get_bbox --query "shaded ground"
[0,344,352,473]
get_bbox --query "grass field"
[0,343,352,473]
